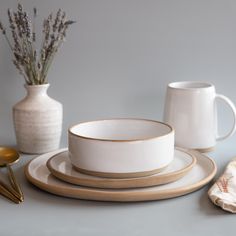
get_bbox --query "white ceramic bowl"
[68,119,174,178]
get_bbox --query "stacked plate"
[25,119,217,202]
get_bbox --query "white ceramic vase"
[13,84,63,154]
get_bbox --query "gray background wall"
[1,0,236,147]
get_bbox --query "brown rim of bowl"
[68,118,174,142]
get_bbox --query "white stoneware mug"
[163,81,236,152]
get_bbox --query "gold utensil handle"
[0,183,21,204]
[0,179,22,201]
[7,164,24,201]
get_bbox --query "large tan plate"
[25,149,217,202]
[46,149,196,189]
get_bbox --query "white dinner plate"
[46,149,196,189]
[25,149,217,202]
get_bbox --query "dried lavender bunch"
[0,3,75,85]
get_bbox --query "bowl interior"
[69,119,172,141]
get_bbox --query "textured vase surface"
[13,84,63,154]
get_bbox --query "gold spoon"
[0,147,24,202]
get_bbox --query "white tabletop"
[0,138,235,236]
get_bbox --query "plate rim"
[46,148,197,189]
[24,149,217,202]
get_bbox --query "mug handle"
[216,94,236,141]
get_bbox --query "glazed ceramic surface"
[68,119,174,178]
[163,81,236,151]
[13,84,63,154]
[25,149,217,202]
[47,148,196,189]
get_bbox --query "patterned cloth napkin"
[208,158,236,213]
